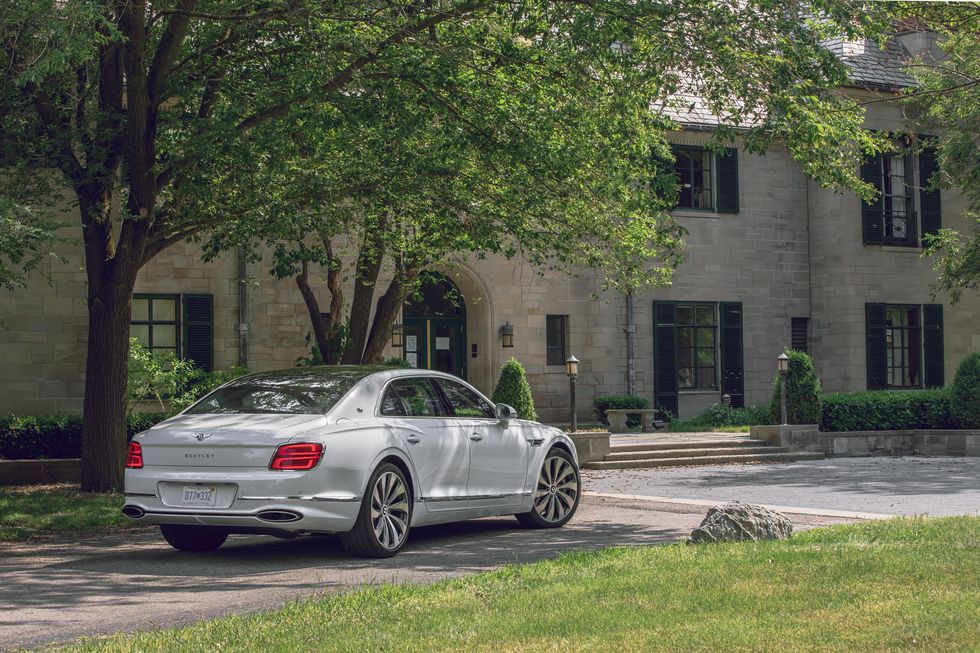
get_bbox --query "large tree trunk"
[362,267,418,364]
[295,261,332,365]
[342,212,387,364]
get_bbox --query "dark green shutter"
[865,303,887,390]
[653,301,678,417]
[923,304,944,388]
[183,294,214,371]
[719,302,744,408]
[919,146,942,239]
[861,155,884,245]
[715,148,739,214]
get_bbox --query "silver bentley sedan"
[122,366,581,557]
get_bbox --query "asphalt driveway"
[0,494,852,651]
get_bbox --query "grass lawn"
[0,483,133,541]
[60,516,978,652]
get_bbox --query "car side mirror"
[495,403,516,426]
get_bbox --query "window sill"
[672,209,721,219]
[679,389,719,395]
[869,245,924,253]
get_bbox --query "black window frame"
[434,378,496,419]
[676,302,718,391]
[881,150,916,246]
[791,317,809,354]
[131,293,181,358]
[884,304,923,389]
[672,145,714,211]
[546,315,569,366]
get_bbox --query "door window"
[436,379,495,418]
[380,378,445,417]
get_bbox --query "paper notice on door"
[405,335,417,352]
[435,337,450,350]
[406,353,418,367]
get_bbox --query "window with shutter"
[923,304,944,388]
[865,303,887,390]
[653,302,678,417]
[131,294,180,357]
[860,156,884,245]
[715,148,739,214]
[183,294,214,371]
[919,145,942,239]
[791,317,809,354]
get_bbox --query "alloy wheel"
[533,454,579,523]
[370,471,410,550]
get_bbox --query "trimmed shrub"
[950,352,980,428]
[770,350,822,424]
[668,403,774,432]
[491,358,538,421]
[820,389,952,432]
[0,413,169,460]
[593,395,650,427]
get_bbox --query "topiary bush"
[820,389,951,432]
[770,350,822,424]
[0,413,169,460]
[593,395,650,427]
[949,352,980,428]
[491,357,538,421]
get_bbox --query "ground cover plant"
[0,484,132,541]
[667,403,772,432]
[54,516,978,652]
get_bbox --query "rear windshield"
[185,370,370,415]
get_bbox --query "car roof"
[234,365,467,385]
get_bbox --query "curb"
[583,491,895,520]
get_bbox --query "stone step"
[608,439,766,453]
[604,446,789,462]
[582,451,825,470]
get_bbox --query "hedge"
[0,413,169,460]
[820,389,952,432]
[593,395,651,427]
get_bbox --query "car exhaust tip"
[256,510,303,523]
[121,505,145,519]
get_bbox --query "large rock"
[689,501,793,544]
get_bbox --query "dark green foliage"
[820,390,952,432]
[169,366,249,412]
[0,413,169,460]
[383,357,413,369]
[593,395,651,427]
[491,358,537,421]
[949,352,980,428]
[770,351,822,424]
[668,403,774,432]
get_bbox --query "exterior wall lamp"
[777,352,789,425]
[499,321,514,348]
[391,323,404,349]
[566,354,579,433]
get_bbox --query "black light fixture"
[777,352,789,425]
[566,354,579,433]
[499,321,514,348]
[391,323,404,349]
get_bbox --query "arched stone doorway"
[402,273,467,378]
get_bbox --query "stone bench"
[605,408,666,434]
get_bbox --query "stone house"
[1,32,978,422]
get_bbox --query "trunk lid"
[135,414,327,468]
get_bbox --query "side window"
[380,379,444,417]
[437,379,496,419]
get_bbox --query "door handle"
[405,435,421,444]
[469,433,484,442]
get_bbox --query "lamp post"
[777,352,789,425]
[565,355,579,433]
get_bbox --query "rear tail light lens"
[126,442,143,469]
[270,443,324,471]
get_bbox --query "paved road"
[584,456,980,516]
[0,495,852,651]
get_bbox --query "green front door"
[403,317,466,379]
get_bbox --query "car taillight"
[126,442,143,469]
[269,443,324,471]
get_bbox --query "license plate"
[181,485,217,507]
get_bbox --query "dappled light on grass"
[0,484,128,541]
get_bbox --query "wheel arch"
[369,448,417,504]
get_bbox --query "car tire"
[159,524,229,552]
[516,447,581,529]
[340,462,412,558]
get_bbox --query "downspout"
[237,246,249,368]
[625,289,636,395]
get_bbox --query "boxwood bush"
[949,352,980,428]
[0,413,168,460]
[593,395,651,427]
[769,350,822,425]
[491,358,538,421]
[820,389,952,432]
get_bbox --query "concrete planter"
[750,426,980,458]
[568,431,611,464]
[0,458,81,486]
